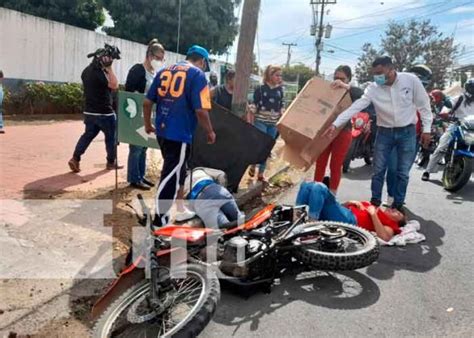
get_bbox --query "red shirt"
[347,201,401,234]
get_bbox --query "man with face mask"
[143,45,216,227]
[324,56,432,211]
[68,46,121,172]
[125,39,165,190]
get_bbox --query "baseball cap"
[186,45,210,72]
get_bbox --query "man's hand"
[322,125,337,139]
[207,131,216,144]
[421,132,432,149]
[367,205,377,216]
[331,80,350,91]
[144,123,155,134]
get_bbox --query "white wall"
[0,7,223,84]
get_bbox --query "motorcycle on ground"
[92,196,380,337]
[442,115,474,192]
[343,111,373,173]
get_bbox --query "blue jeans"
[193,183,243,228]
[127,145,147,184]
[254,120,278,173]
[73,114,117,163]
[386,135,420,198]
[296,182,356,224]
[0,106,3,129]
[372,125,417,207]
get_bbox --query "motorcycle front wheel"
[93,264,220,338]
[293,221,379,271]
[442,156,473,192]
[343,137,361,173]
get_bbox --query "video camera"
[87,43,121,61]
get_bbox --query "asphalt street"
[201,159,474,337]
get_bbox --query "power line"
[331,1,471,41]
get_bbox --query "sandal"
[248,165,256,177]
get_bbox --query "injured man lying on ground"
[296,181,416,243]
[183,167,244,228]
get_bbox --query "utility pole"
[311,0,336,76]
[283,42,297,68]
[176,0,182,53]
[232,0,261,117]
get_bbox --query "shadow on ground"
[366,208,444,280]
[212,270,380,334]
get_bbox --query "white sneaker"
[384,196,394,207]
[175,208,196,222]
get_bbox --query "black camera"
[87,43,121,61]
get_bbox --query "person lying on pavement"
[296,181,406,242]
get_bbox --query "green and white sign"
[117,91,159,149]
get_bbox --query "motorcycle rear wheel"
[442,156,473,192]
[93,264,220,338]
[293,221,379,271]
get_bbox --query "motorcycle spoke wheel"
[97,268,207,337]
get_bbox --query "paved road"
[201,159,474,337]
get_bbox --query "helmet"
[464,79,474,97]
[409,64,432,88]
[430,89,444,104]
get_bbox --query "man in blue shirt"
[143,45,216,227]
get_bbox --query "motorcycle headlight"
[464,131,474,145]
[354,117,365,128]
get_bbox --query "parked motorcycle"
[92,196,380,337]
[416,114,450,168]
[442,115,474,192]
[343,112,373,173]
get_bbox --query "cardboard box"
[277,77,352,170]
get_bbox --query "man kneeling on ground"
[296,182,406,241]
[183,167,244,228]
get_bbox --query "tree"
[282,63,314,91]
[0,0,105,30]
[102,0,240,55]
[355,20,459,89]
[355,43,379,85]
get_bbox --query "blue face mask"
[374,74,386,85]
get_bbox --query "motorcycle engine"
[219,236,267,278]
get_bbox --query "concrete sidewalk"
[0,120,287,199]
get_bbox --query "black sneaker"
[106,162,124,170]
[322,176,330,188]
[130,182,151,191]
[421,172,430,181]
[370,198,381,207]
[391,203,405,212]
[142,178,155,187]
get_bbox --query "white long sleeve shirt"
[333,72,433,133]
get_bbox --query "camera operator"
[68,44,123,172]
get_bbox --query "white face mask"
[151,59,163,70]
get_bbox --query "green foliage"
[4,82,84,115]
[102,0,240,55]
[282,63,315,91]
[355,20,459,89]
[355,43,379,85]
[0,0,105,30]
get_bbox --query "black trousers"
[154,136,190,226]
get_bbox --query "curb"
[234,164,290,207]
